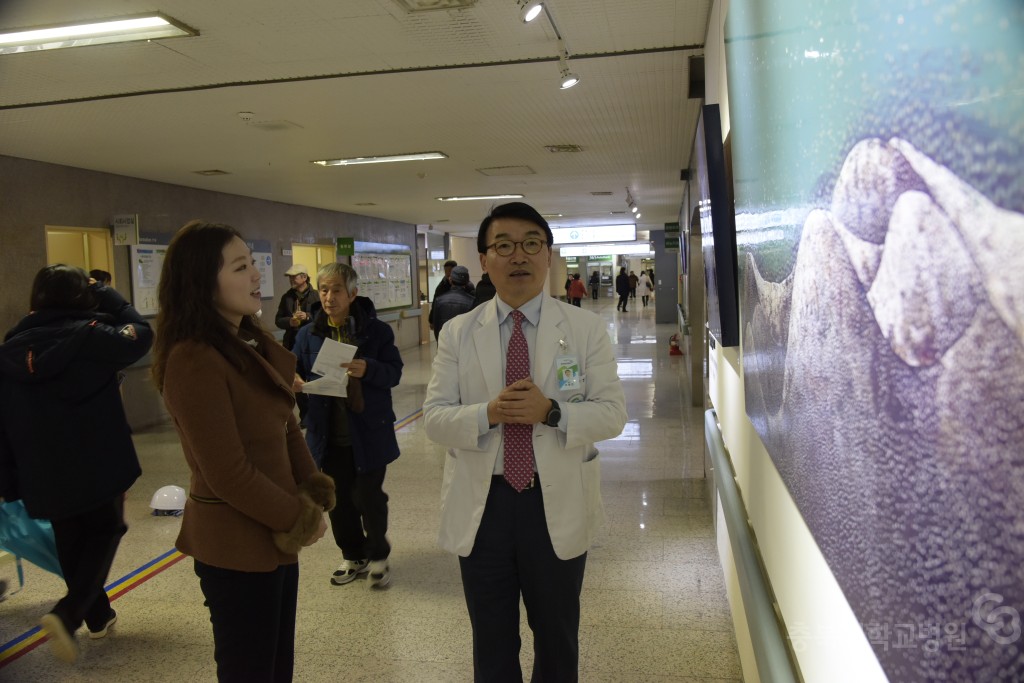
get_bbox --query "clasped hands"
[487,378,550,425]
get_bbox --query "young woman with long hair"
[152,220,334,683]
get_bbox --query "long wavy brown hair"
[151,220,268,391]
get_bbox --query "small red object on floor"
[669,333,683,356]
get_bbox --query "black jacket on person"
[430,277,475,327]
[616,272,631,296]
[471,274,496,309]
[274,285,318,350]
[432,287,475,340]
[0,286,152,519]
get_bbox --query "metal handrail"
[705,409,799,683]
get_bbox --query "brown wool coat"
[163,337,331,572]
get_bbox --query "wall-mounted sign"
[112,214,139,245]
[560,243,653,257]
[664,236,680,252]
[336,237,355,257]
[552,224,637,245]
[664,221,681,234]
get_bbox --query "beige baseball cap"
[284,264,309,276]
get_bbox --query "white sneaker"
[331,559,369,586]
[40,613,78,663]
[367,560,391,589]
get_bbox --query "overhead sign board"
[559,243,653,257]
[551,224,637,245]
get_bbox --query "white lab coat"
[424,294,627,559]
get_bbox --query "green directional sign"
[664,236,680,252]
[664,222,681,234]
[336,237,354,257]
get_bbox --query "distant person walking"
[615,267,630,312]
[589,271,600,300]
[628,270,639,300]
[431,266,475,341]
[568,273,587,307]
[638,270,653,308]
[472,273,496,309]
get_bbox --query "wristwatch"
[544,399,561,428]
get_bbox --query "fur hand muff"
[300,471,336,512]
[272,493,322,554]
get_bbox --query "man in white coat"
[424,202,627,681]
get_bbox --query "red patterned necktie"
[503,310,535,491]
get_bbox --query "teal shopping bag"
[0,500,63,578]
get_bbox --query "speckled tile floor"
[0,296,740,682]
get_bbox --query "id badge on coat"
[556,355,581,391]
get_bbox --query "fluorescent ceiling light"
[0,13,197,54]
[560,243,653,257]
[552,224,637,245]
[436,194,524,202]
[313,151,447,166]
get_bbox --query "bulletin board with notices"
[129,244,168,316]
[129,242,274,316]
[351,253,413,311]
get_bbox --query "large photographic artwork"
[726,1,1024,679]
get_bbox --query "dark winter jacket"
[616,272,631,296]
[274,286,318,350]
[293,301,402,471]
[0,286,152,519]
[432,287,475,341]
[472,274,497,309]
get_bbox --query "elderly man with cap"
[430,265,475,342]
[275,264,317,351]
[276,264,318,426]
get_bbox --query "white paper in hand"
[300,376,348,397]
[311,337,357,380]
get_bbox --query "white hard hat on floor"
[150,485,186,516]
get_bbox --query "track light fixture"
[626,188,640,217]
[558,48,580,90]
[559,64,580,89]
[516,7,578,90]
[517,0,544,23]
